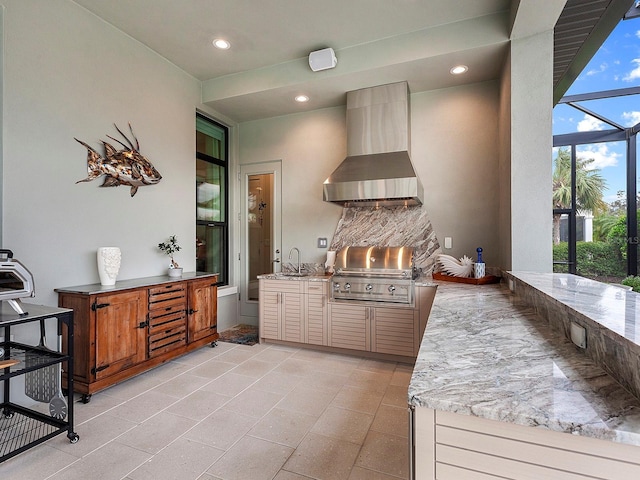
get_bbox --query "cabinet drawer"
[306,282,328,294]
[148,324,187,358]
[261,280,304,293]
[149,283,187,310]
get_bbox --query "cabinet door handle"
[138,321,149,329]
[91,302,110,311]
[188,309,198,315]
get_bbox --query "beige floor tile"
[331,385,384,415]
[358,359,398,373]
[298,369,349,394]
[108,389,179,423]
[346,369,393,393]
[230,358,277,378]
[151,373,213,398]
[311,405,374,444]
[183,409,257,450]
[253,347,296,363]
[272,357,318,377]
[277,384,338,417]
[214,345,261,364]
[348,466,405,479]
[355,430,409,479]
[207,435,294,480]
[99,373,164,400]
[48,441,152,480]
[128,437,224,480]
[283,432,361,480]
[381,384,410,408]
[48,412,137,457]
[0,444,80,480]
[248,407,317,447]
[115,411,197,454]
[251,370,303,395]
[166,389,231,421]
[370,404,409,438]
[70,392,123,424]
[390,365,414,387]
[221,385,284,418]
[187,359,238,379]
[273,471,316,480]
[200,371,257,397]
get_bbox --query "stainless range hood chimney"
[323,81,424,207]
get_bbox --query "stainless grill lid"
[334,246,414,276]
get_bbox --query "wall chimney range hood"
[323,81,424,207]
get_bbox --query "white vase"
[97,247,121,286]
[168,267,183,278]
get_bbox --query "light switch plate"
[317,237,328,248]
[444,237,452,249]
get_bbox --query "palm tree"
[552,147,607,244]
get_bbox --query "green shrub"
[622,276,640,292]
[553,241,626,278]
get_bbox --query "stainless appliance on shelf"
[331,246,416,305]
[0,249,36,316]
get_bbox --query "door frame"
[239,161,282,321]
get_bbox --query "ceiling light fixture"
[213,38,230,50]
[295,95,309,103]
[450,65,468,75]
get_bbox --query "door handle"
[272,258,280,263]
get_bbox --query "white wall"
[1,0,202,315]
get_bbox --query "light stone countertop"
[408,280,640,447]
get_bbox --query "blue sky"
[553,15,640,206]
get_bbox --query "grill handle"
[0,249,14,259]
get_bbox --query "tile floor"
[3,340,414,480]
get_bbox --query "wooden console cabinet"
[56,273,218,402]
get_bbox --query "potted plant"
[158,235,183,277]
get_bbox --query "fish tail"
[74,138,105,183]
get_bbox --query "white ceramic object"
[97,247,121,286]
[474,262,486,279]
[168,267,183,278]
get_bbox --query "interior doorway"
[239,161,281,322]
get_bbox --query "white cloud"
[623,58,640,82]
[586,63,607,76]
[576,144,620,170]
[636,30,640,39]
[622,111,640,127]
[577,115,605,132]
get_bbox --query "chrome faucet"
[289,247,301,274]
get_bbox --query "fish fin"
[75,138,105,183]
[102,141,119,159]
[128,123,140,151]
[130,185,139,197]
[101,176,120,187]
[113,124,137,151]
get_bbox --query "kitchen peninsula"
[409,273,640,480]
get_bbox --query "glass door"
[239,161,281,321]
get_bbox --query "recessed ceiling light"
[295,95,309,103]
[450,65,468,75]
[213,38,230,50]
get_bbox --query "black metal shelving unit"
[0,303,78,463]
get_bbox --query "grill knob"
[388,285,396,293]
[345,283,351,290]
[365,284,373,292]
[333,282,340,291]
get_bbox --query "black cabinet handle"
[138,321,149,329]
[91,364,109,375]
[91,302,110,311]
[187,309,198,315]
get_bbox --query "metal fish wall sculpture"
[75,123,162,197]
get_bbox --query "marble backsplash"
[328,206,442,273]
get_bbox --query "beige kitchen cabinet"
[259,279,305,343]
[412,407,640,480]
[306,281,328,345]
[327,302,370,351]
[57,273,218,402]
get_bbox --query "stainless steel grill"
[331,246,416,304]
[0,249,36,316]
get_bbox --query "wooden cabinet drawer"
[148,282,187,357]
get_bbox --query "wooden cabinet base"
[57,273,218,400]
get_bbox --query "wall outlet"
[570,322,586,349]
[317,237,328,248]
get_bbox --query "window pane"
[197,159,225,222]
[196,117,225,160]
[553,214,570,273]
[197,224,226,279]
